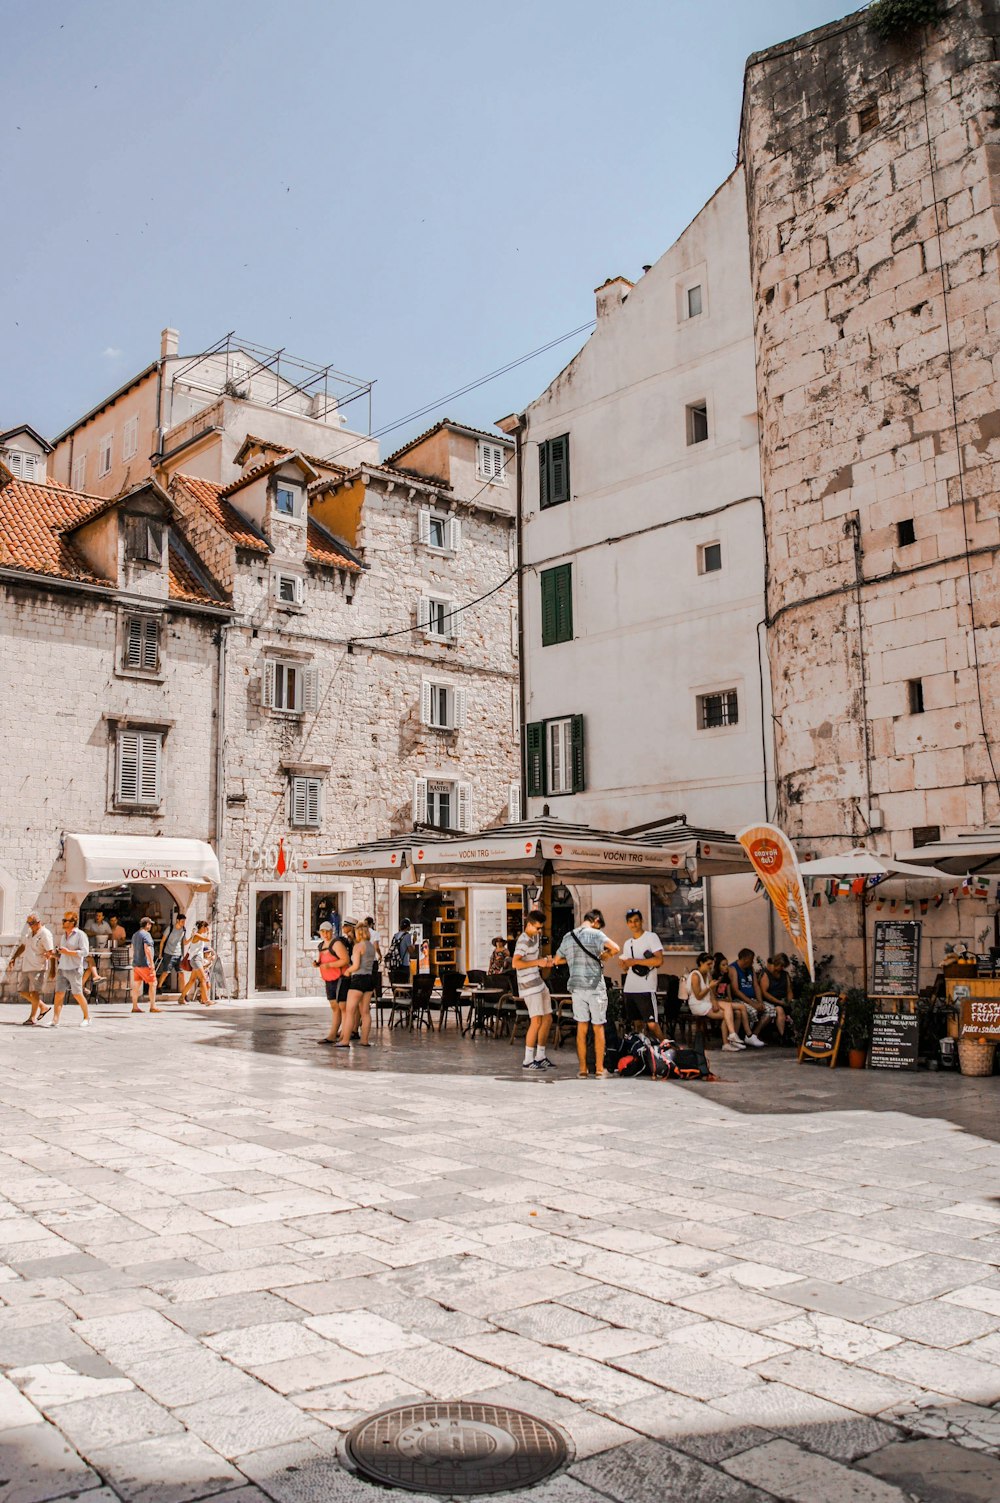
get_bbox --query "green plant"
[867,0,944,41]
[843,987,875,1051]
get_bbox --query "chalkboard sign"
[958,987,1000,1040]
[798,993,844,1067]
[872,921,922,997]
[869,1008,919,1070]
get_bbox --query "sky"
[3,0,849,454]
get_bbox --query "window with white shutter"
[453,686,467,729]
[123,614,159,672]
[98,433,113,477]
[418,508,432,546]
[508,782,522,823]
[116,729,162,806]
[420,595,456,640]
[447,515,461,552]
[302,663,319,713]
[72,454,87,491]
[122,416,139,461]
[456,781,472,832]
[275,572,304,606]
[412,776,429,825]
[477,441,507,484]
[262,657,311,713]
[290,775,322,828]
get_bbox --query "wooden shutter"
[291,777,308,826]
[525,721,545,799]
[141,617,158,670]
[448,515,461,552]
[420,680,433,726]
[508,782,522,823]
[453,687,468,729]
[418,596,432,632]
[418,508,431,545]
[456,781,472,832]
[262,658,277,709]
[302,664,319,713]
[540,565,572,646]
[570,714,585,793]
[116,731,140,802]
[549,434,570,505]
[307,777,321,827]
[446,600,459,642]
[139,732,161,804]
[538,441,549,509]
[412,776,428,824]
[124,616,144,669]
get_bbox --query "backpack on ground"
[661,1042,714,1080]
[616,1031,653,1077]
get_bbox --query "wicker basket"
[959,1037,996,1077]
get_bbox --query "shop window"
[116,729,162,806]
[309,891,343,943]
[290,775,322,828]
[698,689,738,729]
[699,541,722,574]
[525,715,585,798]
[123,613,159,672]
[652,876,706,953]
[262,657,318,714]
[477,440,508,484]
[420,679,467,730]
[538,433,570,509]
[686,402,709,446]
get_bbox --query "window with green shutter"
[538,433,570,509]
[540,564,573,646]
[525,721,546,798]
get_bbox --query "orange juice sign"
[738,822,815,979]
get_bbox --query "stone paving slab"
[4,1000,1000,1502]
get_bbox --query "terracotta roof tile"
[173,473,270,553]
[306,517,362,572]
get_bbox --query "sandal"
[578,1069,589,1078]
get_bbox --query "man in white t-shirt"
[513,910,557,1072]
[7,913,55,1025]
[619,908,665,1041]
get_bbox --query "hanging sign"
[738,823,814,978]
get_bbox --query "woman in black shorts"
[336,921,376,1048]
[316,921,352,1045]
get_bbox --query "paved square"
[3,999,1000,1502]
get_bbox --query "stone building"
[741,0,1000,975]
[3,336,519,995]
[507,170,774,966]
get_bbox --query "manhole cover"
[343,1400,570,1494]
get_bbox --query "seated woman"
[688,952,752,1051]
[759,953,792,1041]
[488,936,510,977]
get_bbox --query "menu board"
[798,993,844,1067]
[869,1009,919,1070]
[872,921,922,997]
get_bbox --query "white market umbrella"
[800,848,951,883]
[895,827,1000,878]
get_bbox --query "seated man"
[759,953,791,1041]
[728,948,766,1048]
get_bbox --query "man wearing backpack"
[554,910,621,1078]
[386,919,413,981]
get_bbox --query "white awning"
[64,834,220,892]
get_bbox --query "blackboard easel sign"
[869,1007,919,1070]
[872,920,922,997]
[798,993,844,1067]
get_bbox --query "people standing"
[619,908,665,1041]
[337,921,377,1048]
[728,948,767,1047]
[157,913,186,991]
[85,909,112,945]
[7,913,54,1025]
[51,912,91,1028]
[315,921,351,1045]
[387,918,413,981]
[365,915,383,1001]
[130,917,160,1014]
[555,909,620,1079]
[184,921,213,1006]
[512,909,557,1072]
[108,914,127,946]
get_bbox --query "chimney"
[160,327,179,359]
[594,277,633,320]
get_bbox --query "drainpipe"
[213,621,230,981]
[513,416,527,815]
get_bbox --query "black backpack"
[616,1031,653,1077]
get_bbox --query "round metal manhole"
[343,1400,570,1495]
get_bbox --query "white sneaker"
[722,1042,742,1052]
[80,1020,90,1029]
[727,1033,746,1049]
[745,1035,765,1048]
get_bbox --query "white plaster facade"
[511,170,774,965]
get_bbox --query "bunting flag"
[811,891,822,907]
[876,899,885,911]
[851,878,866,896]
[738,822,815,979]
[934,894,944,908]
[920,898,929,915]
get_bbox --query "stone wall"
[743,0,1000,976]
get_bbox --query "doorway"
[255,889,287,991]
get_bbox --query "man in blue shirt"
[555,910,620,1078]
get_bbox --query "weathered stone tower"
[742,1,1000,975]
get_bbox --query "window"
[908,678,925,714]
[72,454,87,491]
[290,776,322,828]
[525,715,585,798]
[538,434,570,509]
[540,563,573,646]
[309,891,343,943]
[420,679,467,730]
[276,573,305,607]
[686,402,709,446]
[700,541,723,574]
[858,100,880,133]
[3,449,39,480]
[413,777,472,832]
[116,729,162,806]
[687,284,703,318]
[98,433,113,476]
[508,782,522,823]
[262,657,319,714]
[652,875,706,952]
[698,690,739,729]
[418,509,461,552]
[123,614,159,672]
[477,441,507,484]
[420,595,457,641]
[122,416,139,461]
[913,824,941,848]
[897,518,916,547]
[274,484,304,519]
[125,516,164,565]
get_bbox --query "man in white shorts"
[513,909,557,1072]
[555,910,621,1078]
[7,913,54,1025]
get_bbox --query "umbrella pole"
[542,868,553,936]
[860,894,869,993]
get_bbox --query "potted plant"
[843,988,874,1068]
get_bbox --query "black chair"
[387,968,413,1028]
[411,974,434,1031]
[658,973,682,1036]
[437,971,467,1031]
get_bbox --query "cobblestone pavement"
[3,999,1000,1503]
